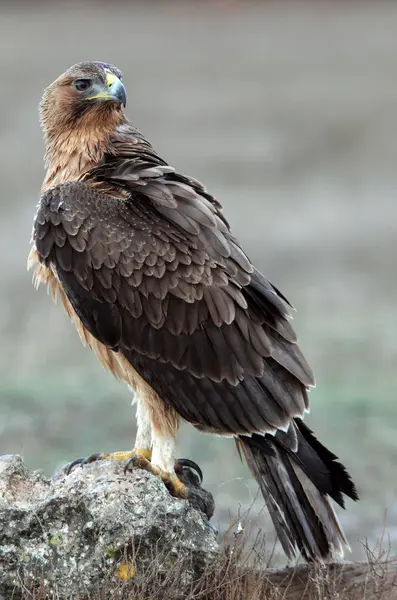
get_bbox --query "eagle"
[29,61,358,562]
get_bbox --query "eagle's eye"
[73,78,92,92]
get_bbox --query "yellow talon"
[70,448,188,499]
[125,456,188,499]
[132,448,152,461]
[101,448,152,462]
[167,473,188,499]
[65,448,152,475]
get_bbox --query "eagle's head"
[40,61,127,139]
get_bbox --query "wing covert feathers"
[32,173,314,437]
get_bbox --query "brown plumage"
[30,61,358,562]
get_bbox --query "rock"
[0,454,218,598]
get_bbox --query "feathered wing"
[34,170,312,436]
[33,139,357,560]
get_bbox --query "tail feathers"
[238,430,357,562]
[290,462,349,556]
[294,419,358,507]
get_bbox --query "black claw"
[176,458,203,484]
[85,452,102,464]
[65,453,102,475]
[65,457,85,475]
[124,456,136,475]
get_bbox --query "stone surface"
[0,454,218,598]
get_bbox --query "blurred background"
[1,0,397,562]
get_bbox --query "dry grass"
[7,528,397,600]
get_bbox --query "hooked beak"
[87,71,127,107]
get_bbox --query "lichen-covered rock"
[0,454,218,598]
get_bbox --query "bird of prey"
[29,61,358,562]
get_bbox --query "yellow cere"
[116,562,136,581]
[105,70,119,88]
[87,70,120,101]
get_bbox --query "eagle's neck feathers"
[42,110,126,192]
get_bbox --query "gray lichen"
[0,454,219,597]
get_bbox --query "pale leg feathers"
[134,396,153,452]
[152,434,176,474]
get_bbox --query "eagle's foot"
[124,454,188,499]
[65,448,152,475]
